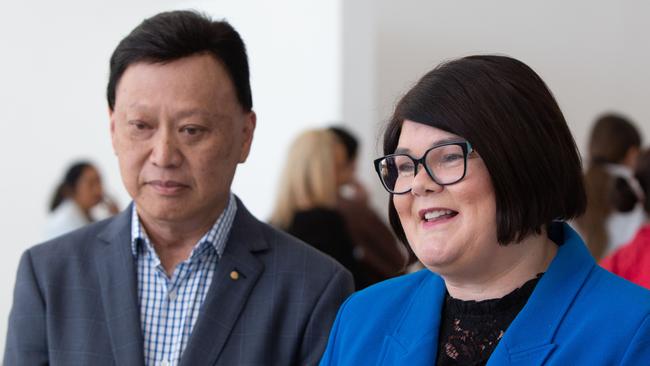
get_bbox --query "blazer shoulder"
[31,216,115,253]
[26,215,121,274]
[586,265,650,312]
[341,270,436,317]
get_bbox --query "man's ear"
[109,107,118,156]
[239,111,257,163]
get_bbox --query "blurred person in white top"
[44,161,119,239]
[575,114,645,260]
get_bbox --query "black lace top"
[436,275,542,366]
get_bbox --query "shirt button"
[160,360,170,366]
[168,289,177,301]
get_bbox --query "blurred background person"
[44,161,119,240]
[575,113,644,260]
[329,126,409,285]
[270,129,364,288]
[600,147,650,288]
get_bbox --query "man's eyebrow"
[394,137,465,155]
[125,104,230,121]
[173,108,226,121]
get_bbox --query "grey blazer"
[4,198,354,365]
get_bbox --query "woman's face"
[393,121,498,276]
[73,166,104,211]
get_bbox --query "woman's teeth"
[424,209,456,221]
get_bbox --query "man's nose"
[410,164,443,196]
[150,129,182,168]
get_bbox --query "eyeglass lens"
[378,143,466,193]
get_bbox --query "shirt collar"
[130,193,238,260]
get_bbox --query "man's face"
[110,54,255,226]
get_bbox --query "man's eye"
[128,121,150,130]
[180,125,207,137]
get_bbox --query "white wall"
[0,0,342,355]
[370,0,650,157]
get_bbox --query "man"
[5,10,353,366]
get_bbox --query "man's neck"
[137,205,225,276]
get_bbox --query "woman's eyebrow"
[394,137,465,155]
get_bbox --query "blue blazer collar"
[489,223,595,365]
[383,223,595,366]
[381,273,445,365]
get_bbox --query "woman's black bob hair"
[383,55,586,246]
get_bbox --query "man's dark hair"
[329,126,359,161]
[382,55,586,246]
[107,10,252,111]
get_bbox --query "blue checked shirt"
[131,194,237,366]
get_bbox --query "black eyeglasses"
[373,141,473,194]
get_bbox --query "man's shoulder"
[28,215,119,266]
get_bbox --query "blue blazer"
[5,198,354,366]
[320,223,650,365]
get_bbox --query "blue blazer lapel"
[180,199,267,366]
[488,224,595,366]
[382,273,446,366]
[95,205,145,366]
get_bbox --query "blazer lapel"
[381,272,446,366]
[180,199,267,366]
[95,206,145,366]
[488,223,595,366]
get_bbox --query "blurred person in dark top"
[329,126,409,284]
[270,128,367,287]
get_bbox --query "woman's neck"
[442,234,557,301]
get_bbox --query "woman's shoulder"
[321,270,444,365]
[342,270,440,315]
[584,264,650,315]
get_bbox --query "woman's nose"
[410,164,443,196]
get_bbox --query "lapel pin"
[230,270,240,280]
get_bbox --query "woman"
[575,114,644,260]
[44,161,118,239]
[270,129,363,287]
[319,56,650,365]
[601,148,650,288]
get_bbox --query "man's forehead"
[122,102,232,121]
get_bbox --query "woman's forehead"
[395,120,463,152]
